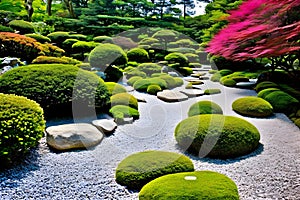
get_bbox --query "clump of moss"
[188,101,223,117]
[110,93,138,109]
[105,82,127,95]
[255,81,279,92]
[204,89,221,95]
[263,91,299,113]
[109,105,139,123]
[147,84,162,95]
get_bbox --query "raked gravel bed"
[0,79,300,200]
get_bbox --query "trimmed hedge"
[255,81,279,92]
[127,76,143,86]
[47,31,70,44]
[109,105,139,122]
[175,114,260,158]
[0,93,45,167]
[110,93,138,109]
[139,171,239,200]
[127,48,149,62]
[147,84,162,95]
[204,89,221,95]
[188,101,223,117]
[8,20,35,34]
[0,25,13,32]
[137,63,162,76]
[165,52,188,66]
[25,34,51,43]
[133,78,167,91]
[263,91,299,113]
[116,150,194,190]
[32,56,81,65]
[105,82,127,96]
[232,96,273,117]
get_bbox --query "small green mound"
[257,88,280,99]
[204,89,221,95]
[105,82,127,95]
[137,63,162,76]
[147,84,162,95]
[126,69,147,79]
[109,105,139,122]
[264,91,299,113]
[25,34,51,43]
[210,73,222,82]
[127,76,143,86]
[232,96,273,117]
[159,75,177,89]
[116,150,194,190]
[255,81,279,92]
[175,114,260,158]
[110,93,138,109]
[139,171,239,200]
[185,83,193,89]
[8,20,35,34]
[127,48,149,63]
[174,77,184,87]
[188,101,223,117]
[221,78,237,87]
[133,78,167,91]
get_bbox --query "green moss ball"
[264,91,299,113]
[257,88,280,99]
[116,150,194,190]
[110,93,138,109]
[105,82,127,95]
[255,81,279,92]
[139,171,239,200]
[188,101,223,117]
[147,84,162,95]
[175,114,260,158]
[204,89,221,95]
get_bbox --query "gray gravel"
[1,78,300,200]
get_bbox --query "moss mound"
[175,114,260,158]
[109,105,139,122]
[188,101,223,117]
[139,171,239,200]
[204,89,221,95]
[255,81,279,92]
[116,150,194,190]
[110,93,138,109]
[127,76,143,86]
[105,82,127,95]
[133,78,167,91]
[147,84,162,95]
[264,91,299,113]
[232,96,273,117]
[137,63,162,76]
[127,48,149,62]
[257,88,280,99]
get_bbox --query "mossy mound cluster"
[188,101,223,117]
[116,150,194,190]
[133,78,167,91]
[204,89,221,95]
[147,84,162,95]
[232,96,273,117]
[105,82,127,95]
[109,105,139,123]
[139,171,239,200]
[255,81,279,92]
[257,88,280,99]
[175,114,260,158]
[110,93,138,109]
[263,91,299,113]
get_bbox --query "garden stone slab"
[46,123,104,151]
[92,119,117,134]
[199,76,210,80]
[180,89,205,97]
[157,90,189,102]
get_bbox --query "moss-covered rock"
[175,114,260,158]
[116,150,194,190]
[137,63,162,76]
[133,78,167,92]
[204,89,221,95]
[127,48,149,62]
[165,52,188,66]
[109,105,139,122]
[257,88,280,99]
[174,77,184,87]
[147,84,162,95]
[110,93,138,109]
[139,171,239,200]
[127,76,143,86]
[105,82,127,95]
[188,101,223,117]
[232,96,273,117]
[255,81,279,92]
[264,91,299,113]
[158,75,177,89]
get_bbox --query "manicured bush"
[178,67,193,76]
[165,52,188,66]
[69,34,87,41]
[133,78,167,91]
[116,150,194,190]
[8,20,34,34]
[93,36,113,43]
[159,75,177,89]
[184,53,200,63]
[139,171,239,200]
[255,81,279,92]
[188,101,223,117]
[0,64,110,116]
[32,56,81,65]
[72,41,99,54]
[232,96,273,117]
[125,69,147,79]
[263,91,299,113]
[219,69,233,76]
[47,31,70,44]
[147,84,162,95]
[89,43,128,71]
[25,34,51,43]
[109,105,139,121]
[174,77,184,87]
[0,25,13,32]
[204,89,221,95]
[105,82,127,96]
[110,93,138,109]
[0,93,45,167]
[175,114,261,158]
[137,63,162,76]
[62,38,79,50]
[127,48,149,62]
[221,78,237,87]
[127,76,143,86]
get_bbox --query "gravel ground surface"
[0,76,299,200]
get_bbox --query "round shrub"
[255,81,279,92]
[133,78,167,91]
[264,91,299,113]
[184,53,199,63]
[8,20,35,34]
[188,101,223,117]
[139,171,239,200]
[93,36,113,43]
[125,69,147,79]
[32,56,81,65]
[221,78,237,87]
[89,43,128,71]
[175,114,260,158]
[105,82,127,96]
[219,69,233,76]
[168,47,196,54]
[109,105,139,122]
[0,25,13,32]
[127,48,149,62]
[47,31,70,44]
[159,75,177,89]
[178,67,193,76]
[204,89,221,95]
[147,84,162,95]
[174,77,184,87]
[232,97,273,117]
[0,64,110,116]
[127,76,143,86]
[104,65,123,82]
[72,41,99,54]
[0,93,45,167]
[165,52,188,66]
[257,88,280,99]
[69,34,87,41]
[25,34,51,43]
[110,93,138,109]
[116,150,194,190]
[137,63,162,76]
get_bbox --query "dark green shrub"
[8,20,34,34]
[127,48,149,62]
[72,41,99,53]
[133,78,167,91]
[184,53,200,63]
[147,84,162,95]
[93,36,113,43]
[62,39,79,51]
[105,82,127,96]
[0,25,13,32]
[175,114,260,158]
[109,105,139,121]
[0,64,110,116]
[89,43,128,71]
[127,76,143,86]
[232,96,273,117]
[116,150,194,190]
[139,171,239,200]
[69,34,87,41]
[178,67,193,76]
[188,101,223,117]
[25,34,51,43]
[255,81,279,92]
[47,31,70,44]
[125,69,147,79]
[165,52,188,66]
[204,89,221,95]
[137,63,162,76]
[104,65,123,82]
[219,69,233,76]
[264,91,299,113]
[110,93,138,109]
[0,93,45,167]
[257,88,280,99]
[32,56,81,65]
[174,77,184,87]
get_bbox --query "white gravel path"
[0,78,299,200]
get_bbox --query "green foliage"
[257,88,280,99]
[158,75,178,89]
[263,91,299,113]
[110,93,138,109]
[127,61,139,67]
[165,52,188,66]
[175,114,260,158]
[62,38,79,51]
[221,78,237,87]
[25,34,51,43]
[255,81,279,92]
[188,101,223,117]
[89,43,128,71]
[232,96,273,117]
[0,64,110,116]
[133,77,167,91]
[184,53,200,63]
[109,105,139,121]
[0,25,13,32]
[174,77,184,87]
[147,84,162,95]
[137,63,162,76]
[139,37,159,46]
[69,34,88,41]
[116,150,194,190]
[168,47,196,54]
[105,82,127,96]
[72,41,99,52]
[139,171,239,200]
[0,93,45,167]
[125,69,147,79]
[185,82,193,89]
[210,69,233,82]
[127,48,149,62]
[178,67,193,76]
[93,36,113,43]
[104,65,123,82]
[204,89,221,95]
[8,20,35,34]
[32,56,81,65]
[127,76,143,86]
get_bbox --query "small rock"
[157,90,188,102]
[92,119,117,134]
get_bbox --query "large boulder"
[46,123,104,151]
[92,119,117,134]
[157,90,188,102]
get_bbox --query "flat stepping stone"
[236,82,256,88]
[46,123,104,151]
[180,89,205,97]
[157,90,188,102]
[199,76,210,80]
[92,119,117,134]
